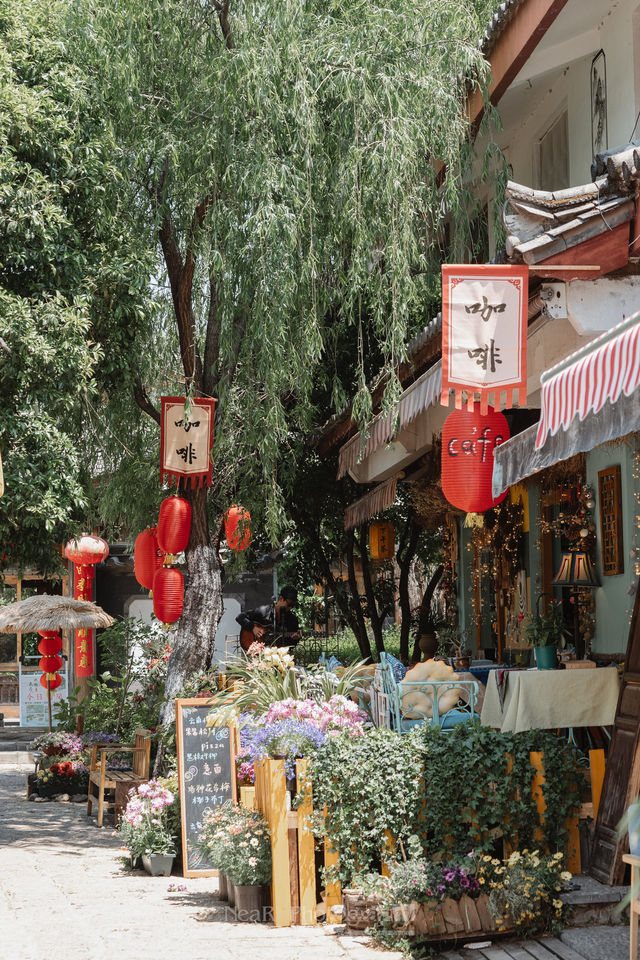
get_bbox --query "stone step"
[0,751,34,765]
[560,874,629,926]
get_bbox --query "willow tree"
[0,0,150,576]
[68,0,495,707]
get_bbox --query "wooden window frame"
[598,465,624,576]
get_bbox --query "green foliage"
[54,618,168,738]
[310,725,583,887]
[525,601,570,648]
[208,645,367,717]
[310,728,425,886]
[0,0,151,572]
[62,0,497,542]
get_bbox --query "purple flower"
[443,870,455,882]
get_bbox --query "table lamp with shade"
[552,550,599,659]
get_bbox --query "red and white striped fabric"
[535,311,640,449]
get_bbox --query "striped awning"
[344,476,397,531]
[337,362,442,479]
[536,312,640,449]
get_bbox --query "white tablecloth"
[480,667,620,733]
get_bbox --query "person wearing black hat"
[236,585,302,649]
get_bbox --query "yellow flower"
[561,871,572,881]
[553,899,563,909]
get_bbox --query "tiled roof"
[504,142,639,265]
[481,1,524,56]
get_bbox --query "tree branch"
[203,274,220,397]
[213,0,234,49]
[133,376,161,425]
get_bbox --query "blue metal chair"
[378,652,479,734]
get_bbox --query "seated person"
[236,585,302,649]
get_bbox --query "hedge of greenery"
[310,723,583,887]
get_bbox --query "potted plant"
[436,625,472,670]
[30,731,83,758]
[118,779,177,876]
[525,600,569,670]
[203,806,271,921]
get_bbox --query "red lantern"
[224,505,251,551]
[64,535,109,565]
[40,673,62,691]
[39,654,63,673]
[153,567,184,623]
[441,405,510,513]
[134,527,165,590]
[38,636,62,656]
[157,497,192,555]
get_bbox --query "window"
[537,111,569,192]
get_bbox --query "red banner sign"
[160,397,216,488]
[441,264,528,413]
[74,564,94,677]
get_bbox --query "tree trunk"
[345,531,374,662]
[411,564,444,663]
[358,527,385,658]
[159,485,223,730]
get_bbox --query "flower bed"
[344,851,571,939]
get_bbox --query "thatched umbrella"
[0,594,113,633]
[0,595,114,730]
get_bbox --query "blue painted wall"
[586,439,639,656]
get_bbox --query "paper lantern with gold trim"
[153,567,184,623]
[134,527,165,590]
[38,633,62,656]
[40,673,62,691]
[157,497,192,555]
[369,521,395,560]
[441,405,510,513]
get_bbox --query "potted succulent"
[118,780,177,876]
[525,600,569,670]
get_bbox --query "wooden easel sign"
[175,698,237,878]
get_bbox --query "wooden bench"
[87,728,152,827]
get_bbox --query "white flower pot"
[142,854,174,877]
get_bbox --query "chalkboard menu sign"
[175,698,238,877]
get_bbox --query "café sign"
[441,264,528,412]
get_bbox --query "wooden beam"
[467,0,571,132]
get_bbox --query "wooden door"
[590,578,640,884]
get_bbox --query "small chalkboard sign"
[175,698,238,877]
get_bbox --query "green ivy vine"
[309,724,583,887]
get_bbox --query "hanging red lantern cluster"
[38,630,63,691]
[224,505,251,551]
[64,535,109,678]
[441,405,510,514]
[135,497,191,624]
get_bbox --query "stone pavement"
[0,763,400,960]
[1,763,630,960]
